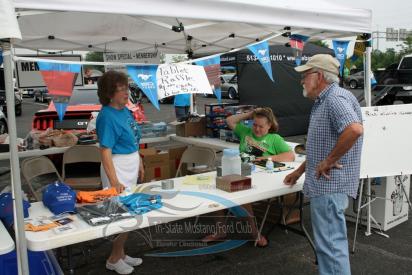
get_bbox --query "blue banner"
[289,34,309,66]
[195,56,222,102]
[51,96,70,121]
[0,51,3,66]
[247,41,274,82]
[195,55,220,67]
[371,74,377,87]
[37,61,81,73]
[214,87,222,103]
[127,65,160,110]
[332,40,350,77]
[54,102,68,122]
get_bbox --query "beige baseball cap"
[295,54,340,75]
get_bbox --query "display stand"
[352,100,412,252]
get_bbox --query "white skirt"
[100,151,140,192]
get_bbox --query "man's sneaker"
[123,255,143,267]
[106,258,133,275]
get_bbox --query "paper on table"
[253,165,294,173]
[182,175,214,185]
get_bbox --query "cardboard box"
[345,175,410,231]
[176,117,206,137]
[168,146,187,177]
[216,174,251,192]
[140,148,170,182]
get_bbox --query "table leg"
[67,246,74,275]
[255,199,273,246]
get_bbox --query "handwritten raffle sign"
[156,64,213,99]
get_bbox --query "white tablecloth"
[0,221,14,255]
[25,165,304,251]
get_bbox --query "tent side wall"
[237,43,334,137]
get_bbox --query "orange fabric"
[76,187,118,203]
[25,222,57,232]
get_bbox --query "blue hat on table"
[0,192,31,227]
[42,182,76,215]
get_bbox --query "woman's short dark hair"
[253,107,279,133]
[97,70,128,106]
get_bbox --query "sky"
[328,0,412,51]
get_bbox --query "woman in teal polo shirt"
[203,107,294,247]
[96,71,144,274]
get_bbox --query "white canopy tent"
[10,0,372,54]
[0,0,372,273]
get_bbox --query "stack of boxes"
[204,103,255,142]
[139,145,187,182]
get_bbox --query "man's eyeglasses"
[301,71,318,81]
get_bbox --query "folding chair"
[175,146,216,177]
[62,145,102,191]
[21,156,62,201]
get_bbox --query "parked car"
[0,108,8,134]
[33,88,52,103]
[376,54,412,85]
[22,89,35,97]
[220,74,238,99]
[345,71,364,89]
[32,85,145,131]
[0,90,22,116]
[129,82,144,102]
[129,82,175,104]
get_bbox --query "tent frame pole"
[2,41,30,275]
[364,35,373,236]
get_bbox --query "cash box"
[216,175,251,192]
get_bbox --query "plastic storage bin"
[0,249,63,275]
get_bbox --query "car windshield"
[222,74,234,82]
[229,75,237,83]
[69,89,99,106]
[400,57,412,70]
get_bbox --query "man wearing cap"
[284,54,363,275]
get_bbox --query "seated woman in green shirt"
[228,107,295,162]
[203,107,295,247]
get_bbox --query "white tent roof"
[4,0,371,54]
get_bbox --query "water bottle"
[222,148,241,176]
[265,157,274,173]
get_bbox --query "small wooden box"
[216,174,251,192]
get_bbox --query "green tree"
[398,35,412,56]
[311,40,329,48]
[84,52,104,72]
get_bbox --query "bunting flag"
[351,35,366,62]
[332,40,350,77]
[289,34,309,66]
[127,65,160,110]
[247,41,274,82]
[37,61,81,121]
[51,96,70,122]
[195,56,222,102]
[371,73,377,87]
[37,62,81,96]
[214,87,222,103]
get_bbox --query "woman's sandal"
[201,234,227,243]
[254,235,269,248]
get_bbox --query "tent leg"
[2,42,30,275]
[364,34,372,107]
